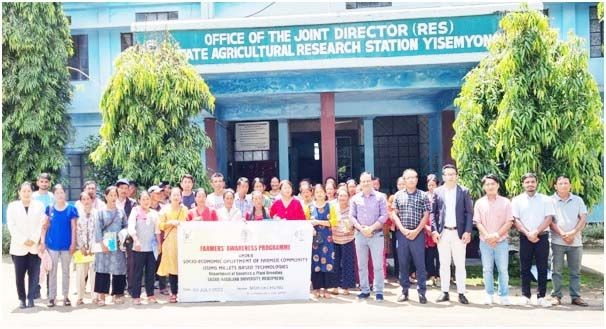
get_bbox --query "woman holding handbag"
[94,186,128,306]
[128,191,161,305]
[74,192,98,305]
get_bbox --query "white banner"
[177,221,313,302]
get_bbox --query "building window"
[121,33,133,51]
[590,5,604,58]
[66,153,88,201]
[135,11,178,22]
[346,2,392,10]
[234,151,270,162]
[68,35,89,81]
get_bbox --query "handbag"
[92,210,119,253]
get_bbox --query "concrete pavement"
[1,255,603,328]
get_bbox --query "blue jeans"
[551,244,583,299]
[480,240,509,297]
[354,231,385,294]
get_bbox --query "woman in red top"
[269,180,305,220]
[187,189,217,221]
[425,174,440,286]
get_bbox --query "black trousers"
[126,246,135,294]
[132,251,156,298]
[425,246,440,278]
[169,274,179,295]
[391,230,399,278]
[156,253,167,290]
[520,234,550,298]
[94,273,126,295]
[12,253,41,301]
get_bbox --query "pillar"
[320,93,336,180]
[278,119,289,180]
[363,117,374,176]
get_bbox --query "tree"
[90,39,215,189]
[2,3,73,202]
[452,5,604,207]
[82,135,120,190]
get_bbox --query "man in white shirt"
[512,172,555,308]
[431,164,474,304]
[234,177,252,216]
[206,172,226,210]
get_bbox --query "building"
[61,2,604,221]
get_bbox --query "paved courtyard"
[1,255,603,328]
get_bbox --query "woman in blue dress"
[305,184,338,299]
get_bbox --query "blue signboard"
[135,13,502,65]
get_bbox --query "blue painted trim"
[278,119,289,180]
[215,120,228,176]
[205,64,476,97]
[363,117,374,175]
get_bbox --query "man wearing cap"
[148,185,164,212]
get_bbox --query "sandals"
[322,291,331,299]
[113,296,125,305]
[169,295,178,303]
[97,299,106,307]
[63,298,71,306]
[47,299,56,308]
[342,289,350,296]
[133,298,141,305]
[76,299,84,306]
[147,296,158,304]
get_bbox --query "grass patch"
[466,255,604,291]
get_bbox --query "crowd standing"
[7,167,590,308]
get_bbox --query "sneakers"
[538,297,552,308]
[483,294,494,305]
[375,294,384,302]
[357,292,370,300]
[397,294,409,302]
[499,296,512,306]
[520,297,531,306]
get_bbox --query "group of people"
[7,166,589,309]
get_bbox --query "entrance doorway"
[290,132,322,185]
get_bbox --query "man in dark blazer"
[431,164,474,304]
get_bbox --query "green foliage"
[598,2,603,21]
[453,4,604,207]
[82,135,120,190]
[582,223,604,240]
[91,39,215,189]
[2,225,10,255]
[2,3,73,202]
